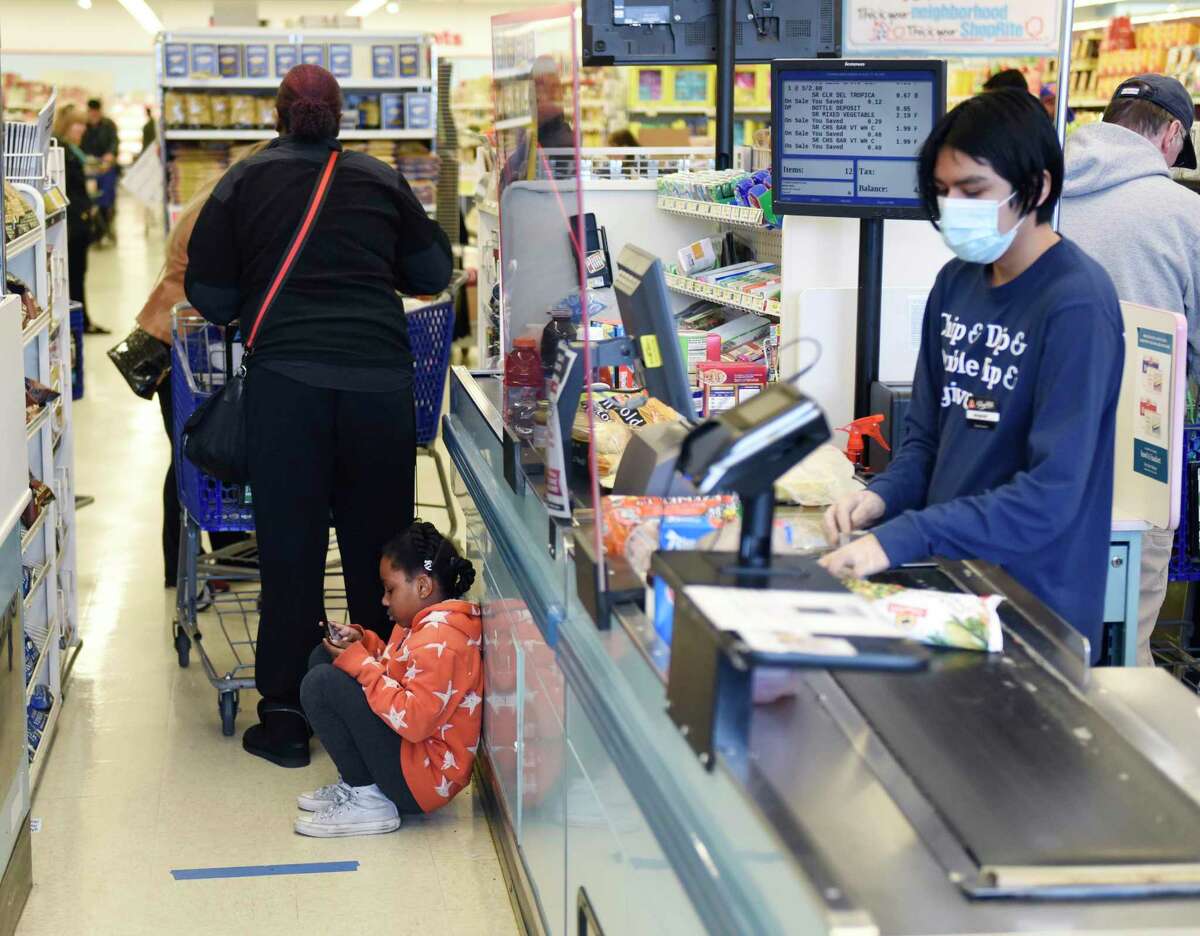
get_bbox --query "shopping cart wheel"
[173,625,190,668]
[219,691,239,737]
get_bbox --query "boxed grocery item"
[190,44,218,76]
[697,361,767,385]
[245,44,269,78]
[275,44,298,77]
[405,92,433,130]
[381,93,405,129]
[329,43,353,78]
[300,44,327,67]
[711,312,771,352]
[218,44,242,78]
[679,330,722,375]
[164,43,189,78]
[372,45,396,78]
[398,42,422,77]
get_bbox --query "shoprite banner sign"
[845,0,1063,55]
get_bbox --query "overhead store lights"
[118,0,164,33]
[386,2,401,12]
[77,0,92,9]
[346,0,389,16]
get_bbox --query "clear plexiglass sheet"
[491,5,604,595]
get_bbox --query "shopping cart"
[170,307,348,735]
[170,288,460,736]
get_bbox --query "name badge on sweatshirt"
[965,396,1000,429]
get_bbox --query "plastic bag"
[774,443,860,507]
[845,581,1004,653]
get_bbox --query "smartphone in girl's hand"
[319,620,343,643]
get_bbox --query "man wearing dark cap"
[1061,73,1200,665]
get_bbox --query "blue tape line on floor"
[171,861,359,881]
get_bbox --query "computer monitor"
[771,59,947,220]
[582,0,840,66]
[613,245,698,422]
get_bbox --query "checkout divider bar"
[442,413,836,936]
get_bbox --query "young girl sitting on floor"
[295,522,483,838]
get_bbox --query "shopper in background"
[821,90,1125,660]
[982,68,1030,92]
[141,106,157,155]
[53,106,106,336]
[295,523,482,837]
[135,142,269,590]
[82,97,119,248]
[1061,73,1200,665]
[185,64,453,769]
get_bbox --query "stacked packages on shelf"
[657,167,776,227]
[1076,18,1200,100]
[167,145,230,206]
[589,297,778,419]
[3,182,38,242]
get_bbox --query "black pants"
[67,226,90,325]
[157,377,244,587]
[246,366,416,705]
[301,645,422,814]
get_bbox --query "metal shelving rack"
[5,116,79,789]
[154,28,439,230]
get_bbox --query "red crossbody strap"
[246,148,340,350]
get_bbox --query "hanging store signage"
[845,0,1063,56]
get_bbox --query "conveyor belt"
[834,639,1200,891]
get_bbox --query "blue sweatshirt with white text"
[869,238,1124,656]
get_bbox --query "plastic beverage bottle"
[504,335,544,440]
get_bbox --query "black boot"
[242,701,310,768]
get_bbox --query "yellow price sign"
[640,334,663,368]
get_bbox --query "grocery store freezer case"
[446,366,1200,936]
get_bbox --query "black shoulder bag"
[182,149,340,483]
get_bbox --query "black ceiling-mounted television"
[581,0,841,66]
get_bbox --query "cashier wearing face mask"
[820,89,1125,657]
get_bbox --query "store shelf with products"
[664,272,782,319]
[156,28,441,231]
[162,77,433,91]
[5,105,80,809]
[1067,17,1200,103]
[162,128,435,141]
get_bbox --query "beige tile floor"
[15,207,518,936]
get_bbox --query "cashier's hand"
[818,534,890,579]
[822,490,886,544]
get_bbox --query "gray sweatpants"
[300,645,423,814]
[1137,529,1175,667]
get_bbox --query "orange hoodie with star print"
[333,600,483,812]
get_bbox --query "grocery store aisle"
[15,207,517,935]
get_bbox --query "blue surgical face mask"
[937,192,1025,265]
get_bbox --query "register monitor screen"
[613,245,698,423]
[771,59,947,220]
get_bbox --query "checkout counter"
[448,366,1200,936]
[465,23,1200,932]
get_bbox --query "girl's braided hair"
[382,521,475,600]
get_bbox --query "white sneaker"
[297,779,351,812]
[293,786,401,838]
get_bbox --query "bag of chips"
[844,580,1004,653]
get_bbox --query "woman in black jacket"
[185,65,452,767]
[54,107,108,334]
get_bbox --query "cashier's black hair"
[918,88,1063,227]
[382,521,476,600]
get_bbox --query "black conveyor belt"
[834,642,1200,873]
